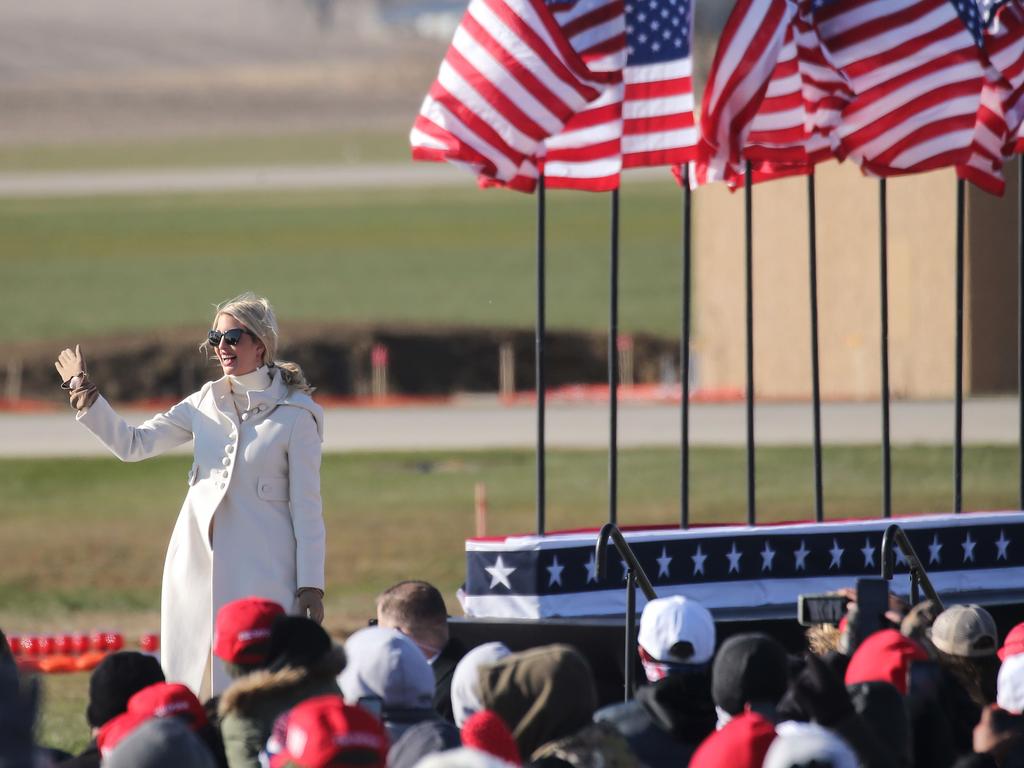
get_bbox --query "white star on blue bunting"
[963,532,977,563]
[996,529,1011,561]
[546,556,565,587]
[726,542,743,574]
[794,540,810,571]
[485,556,515,590]
[657,546,673,578]
[861,538,876,568]
[829,538,844,570]
[691,544,707,576]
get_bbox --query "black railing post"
[1019,158,1023,510]
[682,169,693,529]
[536,177,547,535]
[745,161,756,525]
[808,172,824,522]
[955,179,965,513]
[879,180,892,518]
[625,569,637,700]
[610,189,620,526]
[880,524,943,608]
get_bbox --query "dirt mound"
[8,323,680,403]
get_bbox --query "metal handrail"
[880,524,944,609]
[595,523,658,701]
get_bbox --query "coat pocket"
[257,476,289,502]
[186,463,199,486]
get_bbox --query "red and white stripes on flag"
[809,0,987,177]
[695,0,796,185]
[958,1,1024,192]
[410,0,622,188]
[537,0,698,189]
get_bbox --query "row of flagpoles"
[412,0,1024,532]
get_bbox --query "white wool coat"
[77,367,325,695]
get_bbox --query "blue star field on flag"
[625,0,690,65]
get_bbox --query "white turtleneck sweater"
[227,366,271,418]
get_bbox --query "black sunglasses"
[208,328,256,347]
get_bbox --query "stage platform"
[452,512,1024,704]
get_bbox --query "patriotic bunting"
[461,512,1024,619]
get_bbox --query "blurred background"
[1,1,1020,750]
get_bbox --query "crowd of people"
[3,579,1024,767]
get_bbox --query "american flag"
[694,19,834,189]
[497,0,628,192]
[621,0,697,167]
[536,0,696,190]
[958,0,1024,193]
[808,0,988,178]
[410,0,623,188]
[694,0,796,185]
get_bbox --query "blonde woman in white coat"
[54,292,326,699]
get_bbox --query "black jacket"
[593,672,715,767]
[432,638,467,723]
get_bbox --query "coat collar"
[210,367,324,439]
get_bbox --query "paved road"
[0,164,668,198]
[1,397,1017,458]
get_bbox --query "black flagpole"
[610,188,620,526]
[537,176,547,535]
[955,179,965,513]
[1020,158,1024,510]
[745,161,756,526]
[880,179,892,518]
[681,167,693,529]
[808,171,824,522]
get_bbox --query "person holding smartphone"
[55,292,326,698]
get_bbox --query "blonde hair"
[200,292,314,394]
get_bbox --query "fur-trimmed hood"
[218,646,345,719]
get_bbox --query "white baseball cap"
[998,652,1024,714]
[638,595,716,665]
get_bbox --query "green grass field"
[0,131,410,172]
[0,179,686,346]
[4,445,1018,753]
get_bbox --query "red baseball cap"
[97,710,147,757]
[97,682,208,756]
[1000,622,1024,662]
[214,596,286,665]
[127,682,208,730]
[268,695,389,768]
[845,629,929,696]
[690,711,776,768]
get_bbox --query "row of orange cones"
[8,633,160,674]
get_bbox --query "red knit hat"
[269,695,389,768]
[845,629,929,696]
[690,712,776,768]
[214,596,286,665]
[461,710,522,766]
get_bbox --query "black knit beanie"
[265,616,333,673]
[86,651,165,727]
[711,633,789,716]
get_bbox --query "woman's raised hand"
[55,344,87,386]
